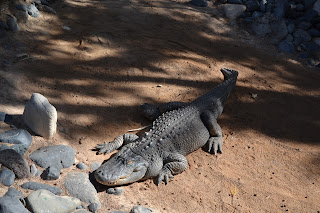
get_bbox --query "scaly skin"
[94,68,238,186]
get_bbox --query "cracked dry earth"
[1,0,320,212]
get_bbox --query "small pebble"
[15,4,27,12]
[27,3,40,18]
[76,163,87,170]
[0,169,15,186]
[42,166,60,180]
[5,187,23,199]
[88,202,99,213]
[30,164,37,176]
[107,187,124,196]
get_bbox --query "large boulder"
[63,172,101,207]
[26,189,81,213]
[0,195,30,213]
[0,149,30,179]
[222,4,247,20]
[29,145,75,169]
[314,0,320,15]
[23,93,57,139]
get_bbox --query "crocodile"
[94,68,238,186]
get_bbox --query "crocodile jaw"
[94,154,149,186]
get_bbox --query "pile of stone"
[0,0,56,36]
[0,93,157,212]
[191,0,320,67]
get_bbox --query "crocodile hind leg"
[95,133,139,154]
[140,102,187,120]
[200,110,223,155]
[157,153,188,185]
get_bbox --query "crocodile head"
[94,149,149,186]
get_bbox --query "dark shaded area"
[0,0,319,147]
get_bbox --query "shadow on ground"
[0,0,319,145]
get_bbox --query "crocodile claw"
[95,142,115,154]
[156,169,174,185]
[206,137,223,155]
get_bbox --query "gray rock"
[313,37,320,45]
[300,41,320,52]
[63,172,101,207]
[5,187,23,199]
[0,29,6,39]
[305,0,317,9]
[0,129,32,148]
[190,0,208,7]
[88,202,99,213]
[278,40,296,54]
[76,163,87,170]
[260,0,267,12]
[76,211,91,213]
[0,144,27,156]
[6,15,19,32]
[287,23,295,34]
[37,5,57,14]
[299,51,310,59]
[29,145,75,169]
[297,21,312,30]
[252,11,263,18]
[23,93,57,139]
[245,0,260,12]
[296,3,304,11]
[250,14,272,37]
[0,149,30,179]
[40,0,50,6]
[227,0,243,4]
[308,28,320,37]
[293,29,312,45]
[0,169,15,186]
[222,4,246,20]
[130,206,153,213]
[35,169,42,176]
[269,17,288,44]
[0,112,5,122]
[314,0,320,14]
[26,189,81,213]
[0,195,30,213]
[90,162,101,171]
[15,10,29,23]
[15,4,27,11]
[285,34,294,42]
[30,164,37,176]
[21,182,62,195]
[0,21,8,30]
[107,187,124,196]
[27,3,40,18]
[273,0,289,18]
[42,166,60,180]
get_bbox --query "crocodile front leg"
[200,110,223,155]
[95,133,139,154]
[157,153,188,185]
[141,102,187,120]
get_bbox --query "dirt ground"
[1,0,320,212]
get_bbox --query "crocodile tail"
[221,68,239,81]
[192,68,238,116]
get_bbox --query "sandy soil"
[1,0,320,212]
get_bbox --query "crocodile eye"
[127,160,133,165]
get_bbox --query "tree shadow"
[0,0,319,147]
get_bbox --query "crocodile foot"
[205,136,223,155]
[156,168,174,185]
[95,142,116,155]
